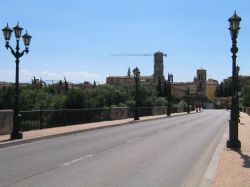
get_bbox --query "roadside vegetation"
[242,80,250,107]
[215,79,250,108]
[0,83,179,111]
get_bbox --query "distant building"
[170,69,208,99]
[106,52,217,100]
[206,79,219,101]
[31,76,46,87]
[0,81,12,89]
[75,81,94,88]
[0,81,31,89]
[106,51,165,87]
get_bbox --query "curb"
[0,111,198,149]
[200,126,228,187]
[0,120,133,149]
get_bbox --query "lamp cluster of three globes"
[2,23,31,50]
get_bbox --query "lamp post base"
[134,116,139,120]
[10,131,23,140]
[167,110,171,116]
[226,139,241,149]
[226,120,241,149]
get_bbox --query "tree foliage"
[215,79,232,97]
[242,81,250,107]
[0,83,179,111]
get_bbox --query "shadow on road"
[235,150,250,168]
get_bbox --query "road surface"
[0,110,229,187]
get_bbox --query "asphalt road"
[0,110,229,187]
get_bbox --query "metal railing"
[20,106,192,131]
[20,108,111,131]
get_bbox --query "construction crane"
[111,51,167,57]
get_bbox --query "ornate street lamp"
[167,73,173,116]
[236,65,240,122]
[226,12,241,149]
[133,67,140,120]
[2,23,32,139]
[195,89,199,113]
[236,66,240,76]
[2,24,12,42]
[196,83,201,112]
[185,87,190,114]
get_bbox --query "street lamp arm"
[7,45,26,59]
[6,44,16,56]
[19,49,28,57]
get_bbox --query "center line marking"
[127,137,142,143]
[61,154,93,167]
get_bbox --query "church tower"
[153,51,165,83]
[197,69,206,81]
[127,67,131,78]
[196,69,207,97]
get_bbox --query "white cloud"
[40,71,58,77]
[0,69,101,83]
[20,69,33,77]
[64,71,99,78]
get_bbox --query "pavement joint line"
[0,111,198,149]
[200,126,228,187]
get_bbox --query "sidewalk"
[0,111,193,148]
[213,112,250,187]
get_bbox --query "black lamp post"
[167,73,173,116]
[226,12,241,149]
[185,87,190,114]
[195,86,199,113]
[2,23,32,140]
[236,65,240,122]
[195,91,199,113]
[133,67,140,120]
[187,87,190,114]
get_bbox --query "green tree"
[215,80,232,98]
[242,81,250,106]
[49,95,67,109]
[0,82,173,111]
[0,85,15,109]
[20,86,66,110]
[65,89,85,109]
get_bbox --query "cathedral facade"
[172,69,207,98]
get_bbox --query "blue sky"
[0,0,249,84]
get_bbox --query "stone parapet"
[152,106,167,115]
[110,107,128,120]
[0,110,13,135]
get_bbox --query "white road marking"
[61,154,93,167]
[127,137,142,143]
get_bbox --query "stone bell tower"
[196,69,207,97]
[153,51,165,83]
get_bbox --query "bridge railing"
[20,106,191,131]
